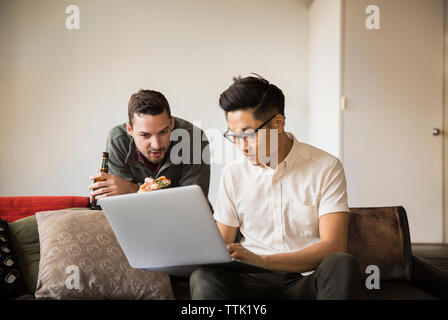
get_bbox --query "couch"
[1,196,447,300]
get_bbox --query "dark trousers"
[189,252,362,300]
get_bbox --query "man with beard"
[88,89,210,200]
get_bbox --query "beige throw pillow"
[35,209,174,300]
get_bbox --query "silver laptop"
[98,185,273,277]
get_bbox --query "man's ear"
[126,122,133,136]
[170,116,175,129]
[272,115,285,133]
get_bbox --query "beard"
[146,148,166,164]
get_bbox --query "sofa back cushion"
[35,208,174,299]
[0,196,90,222]
[347,206,412,282]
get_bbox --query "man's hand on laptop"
[88,173,139,198]
[227,243,266,267]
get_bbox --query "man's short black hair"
[219,74,285,120]
[128,89,171,126]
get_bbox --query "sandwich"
[138,176,171,193]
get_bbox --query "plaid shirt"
[136,149,163,176]
[105,117,210,199]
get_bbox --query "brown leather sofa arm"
[411,255,448,299]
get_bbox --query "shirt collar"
[255,131,300,175]
[282,131,300,168]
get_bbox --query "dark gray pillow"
[0,218,28,298]
[8,215,40,294]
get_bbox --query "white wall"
[307,0,341,159]
[0,0,310,207]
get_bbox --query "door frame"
[443,0,447,244]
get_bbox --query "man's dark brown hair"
[128,89,171,126]
[219,74,285,120]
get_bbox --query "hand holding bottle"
[88,172,139,199]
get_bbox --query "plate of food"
[138,176,171,193]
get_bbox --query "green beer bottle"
[91,152,109,210]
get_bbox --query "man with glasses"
[189,75,361,300]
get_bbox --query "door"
[342,0,445,243]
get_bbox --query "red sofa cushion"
[0,196,90,222]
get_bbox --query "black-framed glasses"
[223,114,277,144]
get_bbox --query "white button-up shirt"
[214,132,350,264]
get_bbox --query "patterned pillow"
[0,218,27,299]
[35,209,174,300]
